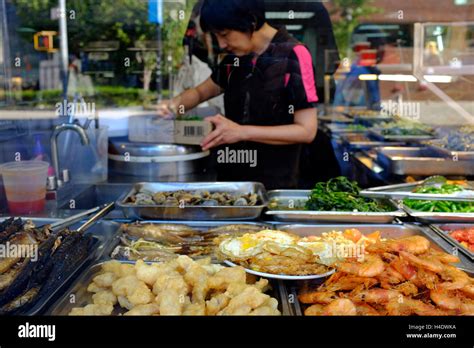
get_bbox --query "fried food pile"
[69,256,280,316]
[217,229,380,276]
[299,236,474,316]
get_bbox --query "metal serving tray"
[430,224,474,261]
[428,143,474,161]
[401,203,474,224]
[0,218,121,315]
[369,129,435,142]
[340,133,405,150]
[376,147,474,176]
[326,124,367,134]
[117,182,268,221]
[47,261,294,316]
[278,223,473,316]
[361,181,474,201]
[318,114,353,123]
[265,190,405,223]
[110,221,271,262]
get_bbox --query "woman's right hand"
[156,99,178,119]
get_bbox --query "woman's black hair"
[200,0,266,34]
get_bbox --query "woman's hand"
[156,99,178,119]
[201,114,245,151]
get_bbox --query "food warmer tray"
[278,223,474,316]
[0,218,121,315]
[369,129,435,142]
[265,190,405,224]
[376,147,474,176]
[401,203,474,224]
[47,261,295,316]
[429,224,474,261]
[117,182,268,221]
[427,143,474,161]
[361,181,474,202]
[110,221,272,262]
[340,133,406,150]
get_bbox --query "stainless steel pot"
[108,138,210,180]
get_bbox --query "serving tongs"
[44,202,115,233]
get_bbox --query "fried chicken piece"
[93,272,117,288]
[157,289,184,315]
[87,282,105,293]
[153,273,189,297]
[128,281,154,306]
[124,303,160,316]
[183,302,206,316]
[92,290,117,306]
[183,263,209,303]
[111,275,154,306]
[117,295,134,310]
[218,287,270,315]
[135,260,163,286]
[208,267,247,291]
[69,304,113,316]
[206,293,231,315]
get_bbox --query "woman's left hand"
[201,114,245,151]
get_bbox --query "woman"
[158,0,318,189]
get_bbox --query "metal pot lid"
[109,137,204,157]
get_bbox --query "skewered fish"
[0,218,95,315]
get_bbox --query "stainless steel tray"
[430,224,474,261]
[110,221,271,262]
[428,143,474,161]
[402,203,474,224]
[326,124,367,134]
[265,190,405,223]
[376,147,474,176]
[369,129,435,142]
[279,223,473,315]
[340,133,405,150]
[48,261,294,316]
[318,114,353,123]
[117,182,268,221]
[361,181,474,201]
[0,218,120,315]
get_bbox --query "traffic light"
[33,31,58,52]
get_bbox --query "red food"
[449,227,474,251]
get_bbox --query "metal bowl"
[108,137,210,180]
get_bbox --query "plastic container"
[0,161,49,214]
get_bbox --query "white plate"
[223,260,335,280]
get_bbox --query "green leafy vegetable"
[305,177,393,212]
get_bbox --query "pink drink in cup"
[0,161,49,214]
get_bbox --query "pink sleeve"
[292,45,318,103]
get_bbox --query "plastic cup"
[0,161,49,215]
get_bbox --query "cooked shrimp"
[430,289,474,315]
[322,299,357,316]
[426,249,460,264]
[438,265,470,290]
[376,266,406,285]
[460,284,474,299]
[337,254,385,278]
[304,303,325,316]
[352,289,401,304]
[386,298,449,316]
[324,275,378,292]
[354,302,380,316]
[394,281,419,296]
[399,251,444,273]
[368,236,431,255]
[416,269,439,290]
[298,291,338,305]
